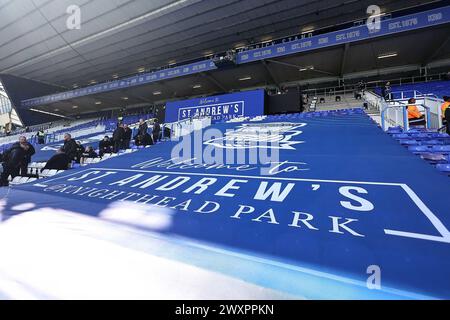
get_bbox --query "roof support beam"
[158,81,178,99]
[261,60,279,88]
[422,34,450,67]
[340,43,350,77]
[200,72,227,92]
[267,59,335,76]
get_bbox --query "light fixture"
[301,27,315,34]
[261,36,273,43]
[168,60,176,66]
[72,84,78,88]
[54,108,60,112]
[89,80,97,84]
[370,12,386,19]
[193,84,202,89]
[95,101,102,105]
[137,67,146,73]
[29,108,68,118]
[112,74,119,79]
[378,52,398,59]
[122,97,129,100]
[299,66,314,72]
[72,105,79,109]
[239,76,252,81]
[203,50,214,57]
[153,91,162,95]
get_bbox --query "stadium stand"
[1,108,450,299]
[375,80,450,99]
[1,0,450,302]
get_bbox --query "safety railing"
[165,116,212,139]
[367,89,444,131]
[388,91,443,129]
[381,101,431,132]
[389,90,438,100]
[302,72,449,99]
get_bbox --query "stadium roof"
[0,0,449,116]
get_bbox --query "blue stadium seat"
[399,140,419,146]
[421,140,443,146]
[392,134,410,139]
[432,145,450,154]
[376,80,450,99]
[387,126,403,134]
[408,145,431,154]
[436,163,450,174]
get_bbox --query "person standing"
[152,119,161,143]
[18,136,35,176]
[381,82,392,101]
[138,119,148,137]
[440,96,450,123]
[112,123,125,153]
[37,129,46,144]
[122,124,132,149]
[441,97,450,135]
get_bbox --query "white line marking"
[384,185,450,243]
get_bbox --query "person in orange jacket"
[406,98,426,126]
[441,96,450,134]
[441,96,450,121]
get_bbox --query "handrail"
[381,101,431,131]
[302,73,449,97]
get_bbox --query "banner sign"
[237,5,450,63]
[165,89,265,123]
[21,60,217,107]
[20,6,450,108]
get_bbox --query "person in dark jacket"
[138,119,148,137]
[37,130,46,144]
[163,125,171,140]
[43,148,71,171]
[75,141,85,163]
[122,124,132,149]
[0,142,29,186]
[152,119,161,143]
[112,124,125,153]
[61,133,78,162]
[18,136,35,176]
[81,146,98,159]
[99,136,112,157]
[135,133,154,147]
[381,82,391,101]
